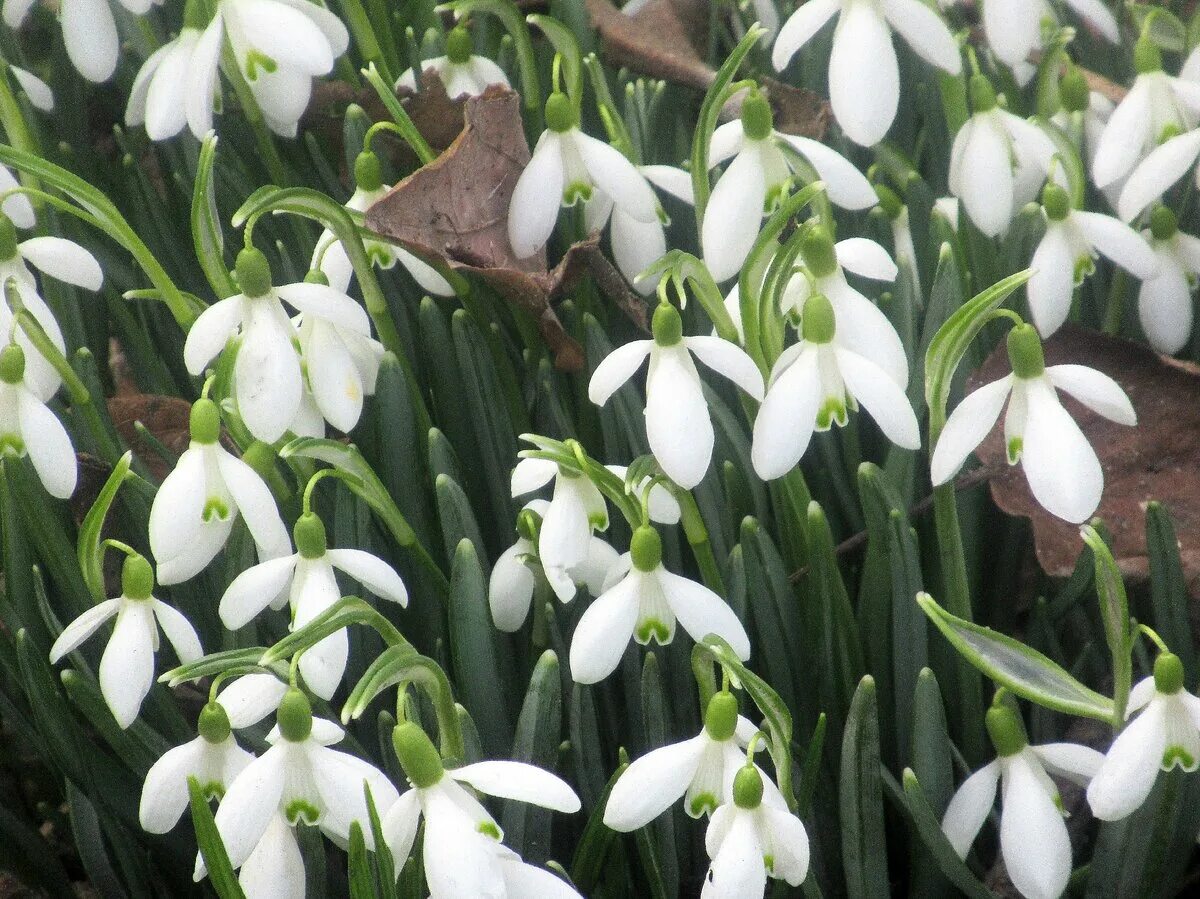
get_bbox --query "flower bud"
[545,92,578,133]
[985,704,1027,757]
[630,525,663,572]
[740,90,774,142]
[1134,36,1162,75]
[799,227,837,279]
[354,150,383,193]
[732,765,764,809]
[189,397,221,444]
[1059,65,1090,114]
[652,302,684,346]
[304,268,330,286]
[1150,206,1178,241]
[0,214,18,260]
[446,25,473,64]
[294,512,327,559]
[969,74,997,114]
[1006,323,1045,380]
[0,343,25,385]
[704,690,739,741]
[235,247,273,298]
[277,688,314,742]
[1154,651,1185,694]
[392,722,445,788]
[1041,183,1070,222]
[516,507,542,543]
[801,292,836,344]
[198,701,232,744]
[122,553,155,600]
[874,184,902,221]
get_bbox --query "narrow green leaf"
[841,676,889,899]
[192,132,236,298]
[502,649,562,861]
[896,770,993,899]
[1146,502,1196,682]
[77,451,133,603]
[1081,525,1132,721]
[188,776,247,899]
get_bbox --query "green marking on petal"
[563,182,592,207]
[203,497,230,522]
[244,50,278,81]
[763,854,775,873]
[200,781,226,802]
[816,397,847,431]
[689,793,718,817]
[285,799,320,826]
[478,821,501,840]
[635,618,671,645]
[1162,746,1196,771]
[0,434,25,456]
[1006,437,1023,464]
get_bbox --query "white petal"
[152,600,203,664]
[148,447,208,574]
[217,450,291,559]
[509,134,565,258]
[752,346,821,480]
[772,0,839,70]
[1073,211,1160,280]
[217,674,289,729]
[931,376,1012,485]
[836,348,920,449]
[186,16,225,139]
[184,296,243,376]
[833,237,897,280]
[603,736,707,831]
[16,237,101,290]
[238,814,305,899]
[880,0,961,73]
[1027,225,1076,336]
[569,571,641,684]
[304,320,364,432]
[941,761,999,858]
[489,542,537,632]
[49,599,119,662]
[274,0,350,54]
[2,0,36,28]
[685,336,765,400]
[234,302,301,443]
[450,761,580,812]
[310,745,399,843]
[640,164,695,204]
[423,795,505,897]
[657,568,751,660]
[825,277,910,387]
[126,44,170,127]
[777,135,877,210]
[18,391,76,499]
[646,346,712,489]
[1045,364,1136,425]
[144,41,191,140]
[1021,380,1103,523]
[611,208,666,295]
[1092,82,1152,187]
[588,339,651,406]
[829,1,898,146]
[1031,742,1105,786]
[381,789,420,864]
[275,282,371,333]
[958,117,1014,236]
[498,856,581,899]
[1138,257,1193,354]
[140,738,206,833]
[230,0,334,75]
[100,601,156,728]
[510,457,558,496]
[574,537,620,596]
[540,479,594,586]
[326,548,408,606]
[705,809,767,899]
[1127,676,1157,716]
[219,555,297,629]
[981,0,1042,68]
[1118,130,1200,222]
[1063,0,1120,41]
[707,121,746,168]
[10,66,53,112]
[761,804,810,885]
[0,165,35,228]
[214,749,287,867]
[1000,754,1072,899]
[575,132,659,223]
[703,146,767,282]
[62,0,118,82]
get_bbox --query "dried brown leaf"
[971,325,1200,592]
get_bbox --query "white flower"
[148,398,290,584]
[139,702,253,833]
[384,722,582,898]
[1088,653,1200,821]
[752,292,920,480]
[8,65,52,112]
[291,301,386,434]
[569,526,750,684]
[942,703,1103,899]
[702,91,877,281]
[219,512,408,698]
[0,215,103,402]
[1138,207,1200,353]
[934,196,960,231]
[701,765,810,897]
[196,690,399,892]
[0,343,76,499]
[508,92,659,259]
[215,672,290,729]
[1092,41,1200,192]
[1117,127,1200,223]
[125,21,213,141]
[0,165,35,229]
[950,75,1061,237]
[588,303,764,489]
[396,25,509,98]
[312,150,454,297]
[930,323,1136,523]
[1027,184,1159,336]
[3,0,158,83]
[979,0,1118,75]
[49,554,202,728]
[604,690,773,829]
[771,0,961,147]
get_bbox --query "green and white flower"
[0,342,77,499]
[1138,206,1200,353]
[395,25,509,98]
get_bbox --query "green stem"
[362,63,436,164]
[0,55,41,200]
[1103,268,1128,335]
[677,490,725,594]
[220,46,292,187]
[341,0,393,84]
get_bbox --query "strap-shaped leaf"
[191,133,236,298]
[1082,525,1132,721]
[159,647,278,688]
[896,770,993,899]
[188,777,246,899]
[841,676,889,899]
[259,597,408,666]
[77,451,133,602]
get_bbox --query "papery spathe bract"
[771,0,961,146]
[0,342,77,499]
[930,324,1136,524]
[1139,207,1200,353]
[396,25,509,98]
[49,554,202,729]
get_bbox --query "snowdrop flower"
[1092,39,1200,192]
[3,0,158,83]
[148,398,290,584]
[125,0,216,141]
[950,75,1061,237]
[0,214,103,402]
[588,303,764,488]
[508,92,659,259]
[569,525,751,684]
[219,511,408,699]
[701,765,809,897]
[216,672,291,729]
[771,0,961,147]
[930,323,1136,523]
[384,722,582,897]
[752,292,920,480]
[0,343,76,499]
[942,703,1104,899]
[702,91,877,281]
[980,0,1118,77]
[1027,183,1159,337]
[395,25,509,98]
[197,689,399,895]
[49,554,202,728]
[1088,652,1200,821]
[8,64,52,112]
[139,702,253,833]
[312,150,453,298]
[1138,207,1200,353]
[1050,67,1113,182]
[934,196,960,231]
[604,690,775,828]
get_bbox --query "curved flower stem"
[676,490,725,594]
[341,0,393,85]
[219,46,291,187]
[362,64,436,164]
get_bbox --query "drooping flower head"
[3,0,159,83]
[1138,206,1200,353]
[396,24,510,98]
[0,342,76,499]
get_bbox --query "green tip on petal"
[1134,36,1162,75]
[1154,652,1185,694]
[985,704,1027,757]
[732,765,764,809]
[354,150,383,192]
[1006,323,1045,380]
[801,292,836,344]
[446,25,473,64]
[0,214,18,260]
[277,688,314,742]
[121,553,155,600]
[294,512,327,559]
[800,226,837,279]
[544,92,577,133]
[1151,206,1178,241]
[740,90,773,142]
[704,690,739,741]
[1041,183,1071,221]
[392,722,444,788]
[652,302,684,346]
[235,247,273,298]
[630,525,663,572]
[198,701,232,744]
[969,74,997,113]
[189,398,221,444]
[0,343,25,384]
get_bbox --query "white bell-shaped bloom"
[569,526,750,684]
[197,690,399,892]
[148,398,290,584]
[312,150,454,298]
[1117,120,1200,221]
[291,301,386,435]
[771,0,961,146]
[0,343,76,499]
[219,512,408,699]
[702,91,877,281]
[1028,184,1159,336]
[384,722,582,898]
[396,25,509,98]
[216,672,290,729]
[508,92,659,259]
[752,292,920,480]
[588,303,764,489]
[8,64,51,111]
[702,765,810,897]
[3,0,157,83]
[125,11,214,141]
[930,323,1136,523]
[1050,70,1115,202]
[605,690,773,829]
[1138,207,1200,353]
[139,701,253,833]
[1088,652,1200,821]
[49,554,202,728]
[489,500,619,632]
[942,703,1103,899]
[0,214,103,401]
[950,75,1061,237]
[979,0,1118,75]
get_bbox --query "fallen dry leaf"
[106,393,193,481]
[365,86,648,370]
[971,325,1200,593]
